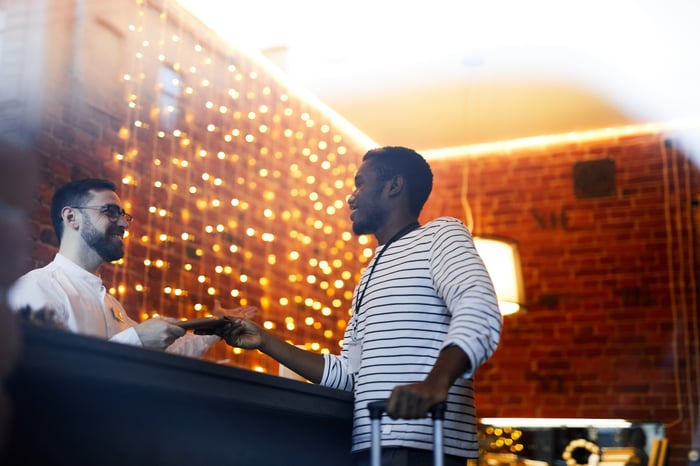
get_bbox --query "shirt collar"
[54,253,105,289]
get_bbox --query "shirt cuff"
[109,327,143,346]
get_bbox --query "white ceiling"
[176,0,700,153]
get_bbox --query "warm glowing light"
[473,237,525,316]
[480,418,631,428]
[117,11,383,374]
[422,121,700,160]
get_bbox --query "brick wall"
[426,135,699,466]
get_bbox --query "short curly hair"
[362,146,433,216]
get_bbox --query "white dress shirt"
[8,253,218,357]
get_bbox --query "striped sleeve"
[320,322,354,391]
[429,218,502,376]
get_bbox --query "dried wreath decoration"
[562,438,601,466]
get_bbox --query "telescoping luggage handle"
[367,400,447,466]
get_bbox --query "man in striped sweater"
[224,146,502,466]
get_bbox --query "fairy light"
[112,0,369,373]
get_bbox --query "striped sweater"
[321,216,502,458]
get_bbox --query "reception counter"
[3,324,354,466]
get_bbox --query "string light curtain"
[110,0,370,373]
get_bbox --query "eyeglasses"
[70,204,134,223]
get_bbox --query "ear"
[61,206,80,231]
[386,175,406,198]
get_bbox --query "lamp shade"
[473,236,524,316]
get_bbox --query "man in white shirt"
[9,178,251,357]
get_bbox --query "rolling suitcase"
[367,400,447,466]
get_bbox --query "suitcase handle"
[367,400,447,466]
[367,400,447,420]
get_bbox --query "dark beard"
[352,210,384,236]
[81,216,124,263]
[351,198,386,236]
[351,184,387,236]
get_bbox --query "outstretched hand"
[218,318,265,350]
[134,318,185,350]
[212,300,258,320]
[192,302,259,338]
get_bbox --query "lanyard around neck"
[352,222,420,319]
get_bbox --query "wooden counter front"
[3,324,354,466]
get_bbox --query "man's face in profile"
[78,190,128,263]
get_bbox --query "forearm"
[424,344,472,390]
[259,331,325,383]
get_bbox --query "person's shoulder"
[423,216,467,230]
[13,260,57,284]
[420,218,474,246]
[8,261,64,307]
[12,263,49,285]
